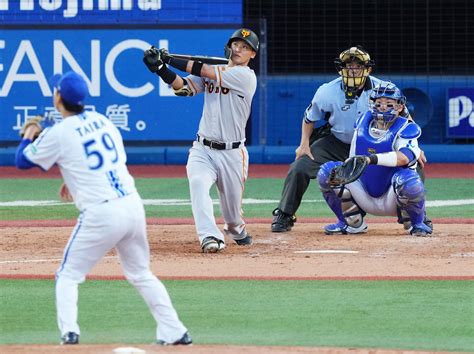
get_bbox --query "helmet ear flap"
[224,45,231,59]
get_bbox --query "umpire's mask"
[334,46,375,98]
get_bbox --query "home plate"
[294,250,359,254]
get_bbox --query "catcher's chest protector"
[354,113,407,197]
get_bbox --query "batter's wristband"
[157,64,177,84]
[191,61,204,77]
[368,154,378,165]
[168,56,188,72]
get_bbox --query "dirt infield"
[1,223,473,280]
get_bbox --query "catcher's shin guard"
[392,169,429,230]
[318,161,345,223]
[338,186,366,228]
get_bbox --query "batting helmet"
[334,45,375,96]
[224,28,259,58]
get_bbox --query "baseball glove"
[329,155,369,187]
[19,115,44,139]
[19,115,56,140]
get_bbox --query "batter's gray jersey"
[187,65,257,142]
[304,76,382,144]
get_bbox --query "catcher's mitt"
[329,155,369,187]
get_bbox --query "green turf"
[0,279,472,351]
[0,178,473,220]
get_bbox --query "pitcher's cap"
[50,71,89,106]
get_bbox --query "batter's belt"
[197,134,242,150]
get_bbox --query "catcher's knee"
[340,187,366,228]
[392,169,425,205]
[317,161,343,191]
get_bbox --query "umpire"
[272,46,383,232]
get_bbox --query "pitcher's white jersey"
[23,111,136,211]
[187,65,257,142]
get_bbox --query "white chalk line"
[294,250,359,254]
[1,198,473,207]
[0,256,118,265]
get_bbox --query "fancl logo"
[0,1,161,18]
[449,95,474,128]
[0,38,173,98]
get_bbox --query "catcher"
[317,81,433,237]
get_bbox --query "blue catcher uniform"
[318,81,432,236]
[355,112,412,198]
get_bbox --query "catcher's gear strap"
[173,78,194,97]
[191,61,204,77]
[157,64,177,84]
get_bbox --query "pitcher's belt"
[197,135,242,150]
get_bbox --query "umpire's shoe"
[201,236,225,253]
[157,331,193,346]
[60,332,79,345]
[271,208,297,232]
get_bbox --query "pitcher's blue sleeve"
[15,139,38,169]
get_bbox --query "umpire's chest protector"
[354,112,408,197]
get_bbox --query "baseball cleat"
[409,223,433,237]
[157,331,193,346]
[271,208,296,232]
[234,234,253,246]
[324,221,368,235]
[201,236,225,253]
[60,332,79,345]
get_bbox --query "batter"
[143,28,259,252]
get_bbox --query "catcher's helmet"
[334,45,375,96]
[224,28,259,58]
[370,81,407,126]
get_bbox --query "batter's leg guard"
[392,169,432,236]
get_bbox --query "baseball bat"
[169,53,228,65]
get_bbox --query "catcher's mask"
[369,82,407,128]
[224,28,259,59]
[334,46,374,97]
